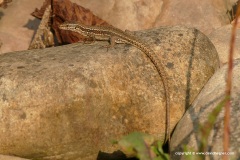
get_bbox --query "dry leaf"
[32,0,110,44]
[53,0,110,44]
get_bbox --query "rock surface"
[0,26,219,159]
[209,24,240,66]
[170,58,240,160]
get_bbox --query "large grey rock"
[0,26,219,160]
[170,58,240,160]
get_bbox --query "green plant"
[117,132,169,160]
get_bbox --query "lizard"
[59,21,170,144]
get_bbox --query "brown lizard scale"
[59,22,170,143]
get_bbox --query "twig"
[223,2,240,160]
